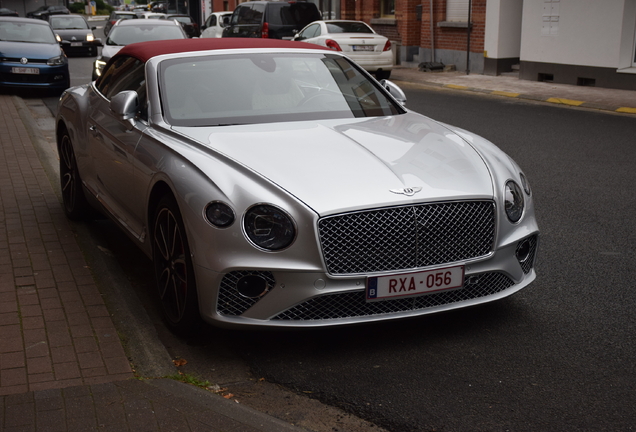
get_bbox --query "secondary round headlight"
[243,204,296,251]
[504,181,524,223]
[205,201,234,228]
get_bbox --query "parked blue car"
[0,17,70,94]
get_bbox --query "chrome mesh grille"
[217,271,275,316]
[273,272,514,321]
[318,201,496,275]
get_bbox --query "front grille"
[319,201,496,275]
[217,270,275,316]
[1,58,47,64]
[0,73,53,84]
[273,272,514,321]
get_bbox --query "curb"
[391,72,636,115]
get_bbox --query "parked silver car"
[56,38,539,333]
[92,18,186,80]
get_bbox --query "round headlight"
[504,181,524,223]
[243,204,296,251]
[205,201,234,228]
[519,173,531,195]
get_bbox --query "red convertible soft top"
[116,38,327,63]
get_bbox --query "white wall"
[485,0,524,59]
[520,0,627,67]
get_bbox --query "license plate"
[71,42,83,47]
[366,265,464,301]
[11,67,39,75]
[353,45,374,51]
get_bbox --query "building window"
[446,0,469,22]
[381,0,395,17]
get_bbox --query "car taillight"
[325,39,342,51]
[110,20,117,24]
[383,40,391,51]
[261,21,269,38]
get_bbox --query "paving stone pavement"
[0,94,305,432]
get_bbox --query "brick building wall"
[342,0,487,72]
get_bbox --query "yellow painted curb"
[445,84,469,90]
[616,107,636,114]
[546,97,584,106]
[491,91,520,98]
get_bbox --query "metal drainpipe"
[430,0,435,62]
[466,0,472,74]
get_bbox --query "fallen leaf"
[222,393,235,399]
[173,358,188,367]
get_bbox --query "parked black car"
[49,14,101,56]
[26,5,69,20]
[166,14,199,37]
[222,0,321,40]
[0,8,19,16]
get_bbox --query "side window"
[210,15,216,26]
[299,23,319,39]
[95,55,148,120]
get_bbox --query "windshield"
[160,52,403,127]
[49,16,89,30]
[0,21,57,44]
[106,24,183,45]
[326,22,374,34]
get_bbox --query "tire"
[375,70,391,80]
[152,194,202,335]
[59,132,91,220]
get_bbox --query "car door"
[89,56,148,239]
[224,3,264,38]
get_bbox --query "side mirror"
[110,90,138,129]
[94,38,103,47]
[380,79,407,106]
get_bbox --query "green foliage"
[166,373,211,389]
[69,2,85,13]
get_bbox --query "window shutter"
[446,0,469,22]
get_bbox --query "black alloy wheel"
[59,132,90,220]
[152,195,201,334]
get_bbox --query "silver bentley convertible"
[56,38,539,333]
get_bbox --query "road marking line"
[546,97,584,106]
[444,84,469,90]
[616,107,636,114]
[491,91,520,98]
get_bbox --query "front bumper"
[0,63,69,90]
[195,233,539,328]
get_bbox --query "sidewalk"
[0,94,305,431]
[391,66,636,114]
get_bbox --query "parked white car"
[293,20,393,79]
[201,11,231,38]
[135,11,166,19]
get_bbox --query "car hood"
[0,41,61,60]
[54,29,91,40]
[172,113,494,215]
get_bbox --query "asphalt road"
[41,26,636,431]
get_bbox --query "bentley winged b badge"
[390,186,423,196]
